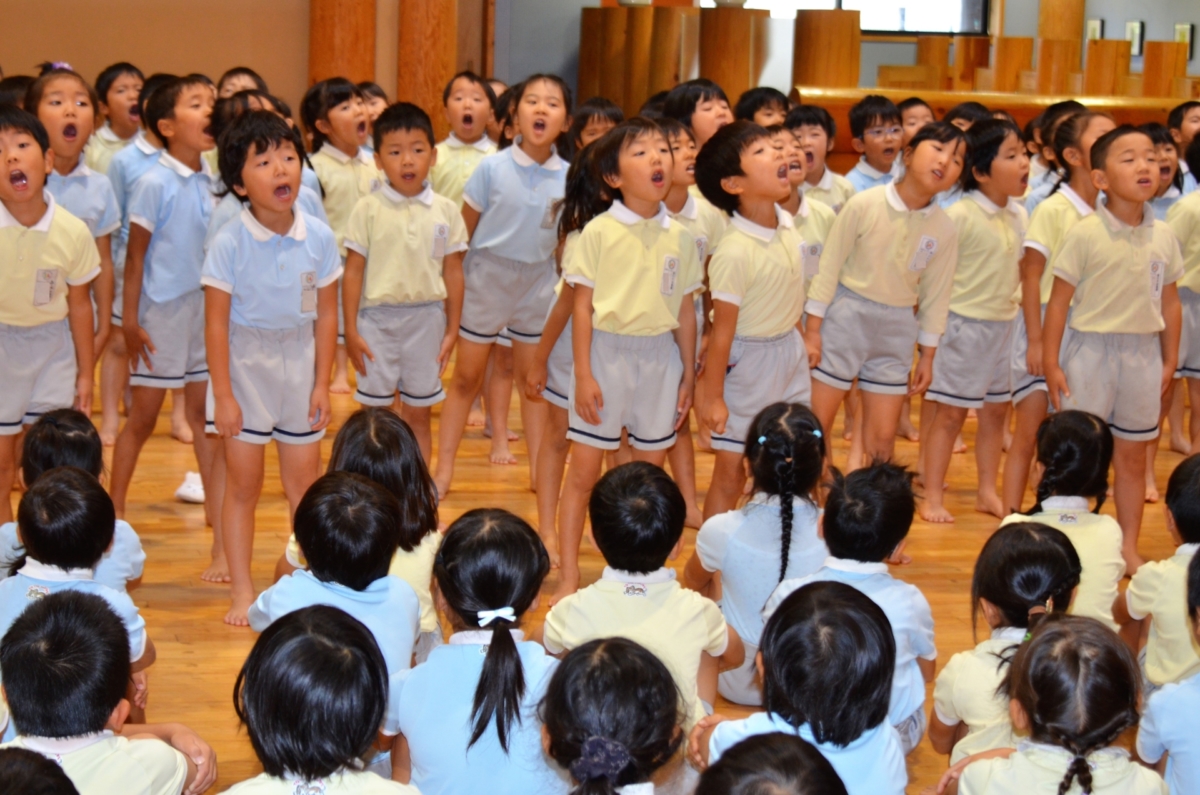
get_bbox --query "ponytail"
[470,607,525,751]
[777,454,795,583]
[1026,411,1113,515]
[569,736,635,795]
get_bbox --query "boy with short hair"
[733,87,789,128]
[1168,100,1200,195]
[844,94,902,194]
[0,106,99,525]
[1168,139,1200,452]
[764,462,936,755]
[542,461,744,727]
[431,71,497,208]
[786,105,855,213]
[344,102,467,462]
[898,96,935,146]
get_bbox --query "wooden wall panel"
[624,5,656,116]
[1037,0,1084,42]
[599,7,630,109]
[1142,41,1190,98]
[310,0,376,85]
[457,0,485,75]
[648,6,701,97]
[398,0,457,141]
[1084,39,1131,97]
[992,37,1034,93]
[578,8,604,102]
[951,36,990,91]
[792,10,861,89]
[1036,39,1081,94]
[700,7,770,104]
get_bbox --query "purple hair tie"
[569,736,633,782]
[52,61,72,71]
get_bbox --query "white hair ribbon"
[477,606,515,627]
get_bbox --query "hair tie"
[757,436,767,445]
[570,736,633,783]
[477,606,515,627]
[52,61,72,71]
[811,429,822,438]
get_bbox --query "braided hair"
[1027,411,1113,515]
[743,403,826,583]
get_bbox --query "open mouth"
[62,124,78,142]
[685,163,695,175]
[202,124,214,139]
[9,170,28,190]
[462,112,474,128]
[776,164,788,180]
[789,160,803,173]
[804,152,814,166]
[533,119,547,134]
[1137,177,1155,188]
[273,185,292,201]
[401,171,417,182]
[1161,166,1172,180]
[357,121,368,138]
[129,106,140,120]
[650,169,665,187]
[1020,174,1029,187]
[932,168,945,181]
[883,147,896,157]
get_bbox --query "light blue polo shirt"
[1182,162,1196,196]
[126,152,217,304]
[0,520,144,593]
[709,711,906,795]
[845,158,895,194]
[764,557,937,726]
[106,131,162,270]
[393,632,570,795]
[461,139,567,264]
[204,186,329,253]
[301,165,321,196]
[1137,670,1200,795]
[46,160,120,239]
[1151,186,1182,221]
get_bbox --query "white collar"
[747,493,815,510]
[449,629,525,645]
[240,207,307,242]
[381,180,434,206]
[318,142,373,166]
[1095,201,1155,235]
[856,156,889,179]
[0,190,57,231]
[1159,185,1182,201]
[1040,496,1090,511]
[158,151,212,179]
[446,132,494,153]
[616,785,655,795]
[823,556,889,575]
[794,193,810,219]
[808,166,835,193]
[674,193,699,220]
[968,190,1022,217]
[991,626,1028,642]
[133,130,158,156]
[1177,543,1200,558]
[18,557,94,581]
[96,123,122,143]
[885,181,936,217]
[1182,161,1192,175]
[609,199,671,229]
[21,731,112,757]
[600,566,677,584]
[730,205,793,242]
[510,138,563,171]
[1015,739,1130,764]
[1057,184,1094,217]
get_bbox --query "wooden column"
[309,0,376,85]
[792,10,861,89]
[599,7,630,108]
[1037,0,1084,42]
[398,0,457,141]
[916,36,950,89]
[700,7,770,104]
[1036,39,1081,94]
[1083,39,1131,96]
[1142,42,1190,98]
[992,37,1034,92]
[951,36,990,91]
[578,8,604,101]
[648,6,701,98]
[624,5,656,116]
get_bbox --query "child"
[431,71,497,208]
[358,81,388,150]
[734,86,789,127]
[543,462,744,727]
[764,462,935,755]
[0,76,35,109]
[216,67,267,99]
[919,118,1030,522]
[570,96,623,153]
[0,747,81,794]
[541,637,685,794]
[684,403,827,706]
[1169,100,1200,195]
[943,101,991,132]
[0,592,213,795]
[434,74,571,497]
[898,96,935,146]
[1168,139,1200,453]
[1144,122,1183,221]
[999,411,1123,630]
[229,605,419,794]
[694,733,848,795]
[0,410,144,593]
[804,122,963,466]
[1043,125,1184,571]
[691,582,906,795]
[844,94,902,193]
[555,119,703,598]
[953,615,1166,794]
[1023,100,1087,213]
[0,106,98,524]
[84,62,143,174]
[929,522,1081,765]
[392,508,564,794]
[344,102,466,462]
[771,126,837,255]
[787,105,855,214]
[663,78,733,148]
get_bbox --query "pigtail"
[1052,705,1138,795]
[557,143,612,243]
[777,452,795,584]
[470,609,526,752]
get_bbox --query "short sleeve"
[1050,223,1088,286]
[932,653,964,726]
[1167,199,1195,244]
[762,578,803,623]
[677,229,704,295]
[707,241,749,306]
[123,737,189,795]
[1163,229,1185,285]
[805,194,863,314]
[95,179,122,238]
[247,586,276,632]
[106,588,148,662]
[708,718,753,765]
[1125,562,1162,621]
[0,524,20,583]
[447,202,469,253]
[383,668,410,736]
[1023,201,1059,258]
[315,225,343,288]
[1136,687,1168,764]
[541,599,574,654]
[699,596,729,656]
[126,172,164,233]
[694,513,736,573]
[94,520,145,591]
[562,223,602,288]
[107,161,128,214]
[912,588,938,660]
[461,158,491,213]
[200,232,236,294]
[343,195,373,256]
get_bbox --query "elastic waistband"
[467,249,554,270]
[231,320,314,342]
[1069,329,1159,343]
[948,312,1013,328]
[361,301,443,315]
[835,284,913,313]
[593,329,676,350]
[0,318,68,336]
[735,329,797,345]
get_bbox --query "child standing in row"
[1167,139,1200,453]
[431,71,497,208]
[844,95,901,193]
[84,62,143,174]
[788,105,855,214]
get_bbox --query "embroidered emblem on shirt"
[624,583,648,597]
[26,584,51,599]
[291,779,326,795]
[1057,512,1078,524]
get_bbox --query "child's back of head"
[0,747,81,795]
[21,409,103,485]
[822,462,914,563]
[293,471,400,591]
[972,522,1081,636]
[541,637,683,795]
[589,462,685,575]
[696,733,848,795]
[0,590,129,738]
[234,605,387,781]
[15,467,114,574]
[1167,453,1200,545]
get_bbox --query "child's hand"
[803,327,822,368]
[170,726,218,795]
[575,375,604,426]
[309,388,331,432]
[1044,364,1070,411]
[686,714,729,770]
[1162,363,1176,398]
[213,395,243,438]
[124,324,156,372]
[675,380,694,431]
[525,359,549,401]
[437,331,457,377]
[697,331,710,376]
[936,748,1015,793]
[75,373,94,416]
[130,670,149,710]
[345,332,374,375]
[701,395,729,435]
[1025,337,1044,377]
[908,351,935,396]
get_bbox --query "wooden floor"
[48,383,1181,795]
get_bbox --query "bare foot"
[490,447,518,465]
[975,492,1006,519]
[920,503,956,523]
[539,531,561,568]
[171,421,193,445]
[897,417,920,442]
[1171,433,1191,455]
[549,574,580,607]
[1145,483,1160,504]
[467,399,486,427]
[224,591,255,626]
[201,553,231,583]
[434,476,451,501]
[953,433,968,454]
[330,375,352,395]
[685,504,703,530]
[482,419,519,442]
[100,417,119,447]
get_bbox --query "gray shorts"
[496,327,512,349]
[812,285,917,395]
[544,316,573,410]
[568,330,683,451]
[459,249,555,345]
[130,290,207,389]
[353,303,446,408]
[711,329,811,453]
[0,319,76,435]
[717,640,762,706]
[1177,287,1200,378]
[895,705,927,756]
[927,313,1013,409]
[1060,330,1162,442]
[1010,306,1048,403]
[205,321,323,445]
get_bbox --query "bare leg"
[433,339,493,497]
[1169,379,1188,453]
[278,441,321,522]
[200,439,229,583]
[842,386,859,440]
[1145,440,1161,504]
[609,433,633,467]
[847,390,865,471]
[916,395,939,483]
[858,390,906,467]
[704,450,747,522]
[809,379,849,466]
[219,438,265,626]
[399,403,434,466]
[99,332,129,446]
[331,344,352,393]
[667,425,703,529]
[1189,378,1200,454]
[184,380,220,526]
[511,341,548,491]
[1002,392,1048,515]
[109,386,168,517]
[170,388,192,443]
[554,443,605,605]
[534,405,570,567]
[485,344,517,464]
[1113,437,1150,574]
[897,394,919,441]
[0,435,17,525]
[919,401,968,523]
[974,401,1008,518]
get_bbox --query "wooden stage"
[51,382,1180,794]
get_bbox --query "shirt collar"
[18,557,94,581]
[240,206,308,242]
[133,130,158,155]
[1058,183,1094,217]
[1160,185,1182,201]
[794,193,810,219]
[1041,496,1090,511]
[885,181,936,217]
[616,785,655,795]
[448,629,525,645]
[823,556,889,575]
[158,151,212,179]
[730,205,793,242]
[1178,543,1200,558]
[991,626,1028,642]
[446,132,494,153]
[381,180,434,206]
[968,190,1022,217]
[856,156,888,179]
[21,731,112,757]
[509,138,564,171]
[54,158,93,180]
[0,190,57,231]
[675,194,699,220]
[810,167,835,192]
[600,566,677,584]
[318,142,373,166]
[1183,161,1192,175]
[1095,201,1155,236]
[609,199,671,229]
[96,123,121,143]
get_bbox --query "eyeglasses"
[864,126,902,139]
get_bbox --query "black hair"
[211,90,281,143]
[493,85,519,150]
[905,120,967,156]
[822,462,915,562]
[591,117,666,204]
[21,409,103,484]
[14,467,114,575]
[847,94,900,139]
[1024,113,1042,146]
[1089,124,1150,173]
[942,101,991,129]
[971,522,1081,641]
[1047,111,1110,197]
[557,140,612,241]
[1188,137,1200,181]
[1027,410,1113,514]
[95,62,143,107]
[217,110,297,204]
[1188,552,1200,620]
[144,75,210,144]
[540,638,683,795]
[0,591,130,738]
[1166,454,1200,545]
[0,104,49,152]
[0,76,36,108]
[898,96,933,117]
[761,582,894,747]
[1002,614,1139,795]
[372,101,435,150]
[300,77,363,152]
[136,73,177,144]
[293,472,400,591]
[663,79,729,128]
[515,73,574,115]
[327,407,439,552]
[743,403,826,582]
[696,732,849,795]
[656,115,693,146]
[234,605,388,781]
[0,747,81,795]
[734,87,789,122]
[434,508,550,752]
[1168,100,1200,132]
[442,70,497,109]
[962,118,1024,193]
[357,81,388,103]
[1141,121,1186,191]
[25,67,98,119]
[589,462,685,574]
[638,90,670,120]
[218,66,268,95]
[694,119,773,216]
[992,109,1018,126]
[784,104,836,140]
[571,96,625,155]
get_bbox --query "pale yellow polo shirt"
[0,192,101,327]
[1053,203,1184,334]
[1167,192,1200,294]
[311,143,382,255]
[946,192,1028,322]
[709,205,807,338]
[562,201,704,337]
[805,182,958,346]
[542,566,729,727]
[83,123,131,175]
[1024,184,1094,304]
[958,744,1169,795]
[1127,543,1200,686]
[344,181,468,306]
[668,193,727,264]
[793,194,836,294]
[801,166,856,214]
[224,770,421,794]
[1,732,188,795]
[431,133,496,209]
[932,626,1025,765]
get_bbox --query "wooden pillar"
[700,7,770,104]
[1084,39,1131,97]
[992,37,1034,92]
[792,10,861,89]
[598,7,630,109]
[309,0,376,85]
[1037,0,1084,42]
[648,6,701,98]
[624,5,656,116]
[1036,39,1081,94]
[951,36,990,91]
[916,36,950,90]
[398,0,457,141]
[1142,42,1190,98]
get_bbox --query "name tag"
[661,255,680,296]
[802,241,823,279]
[1150,260,1165,300]
[432,223,449,259]
[1057,512,1079,524]
[695,236,709,263]
[33,268,59,307]
[909,235,938,272]
[300,271,318,314]
[541,199,557,229]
